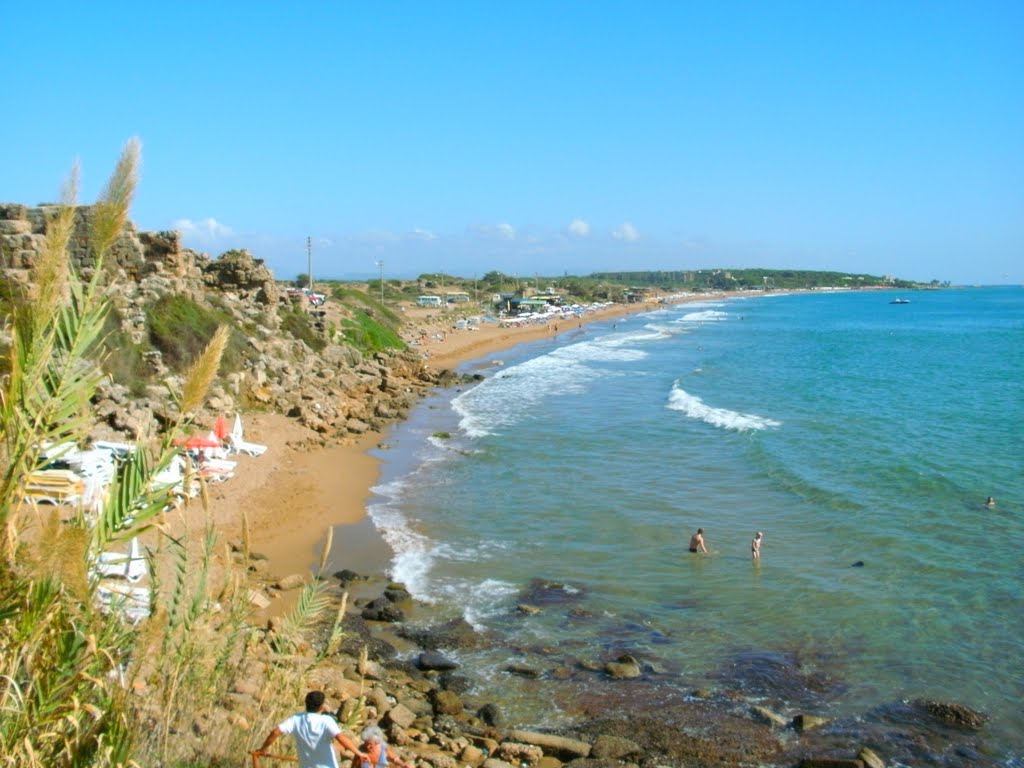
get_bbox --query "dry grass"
[1,139,359,768]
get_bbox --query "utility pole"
[306,236,313,290]
[376,260,384,304]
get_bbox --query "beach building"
[528,292,563,306]
[503,297,551,315]
[624,287,652,303]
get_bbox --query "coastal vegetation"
[589,267,918,291]
[280,302,328,353]
[330,285,405,354]
[342,266,927,311]
[0,143,350,767]
[0,150,979,767]
[147,294,250,372]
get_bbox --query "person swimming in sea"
[985,496,996,508]
[688,528,707,554]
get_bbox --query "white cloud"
[612,222,640,242]
[567,218,590,237]
[471,222,517,240]
[409,228,438,241]
[173,217,234,241]
[496,222,516,240]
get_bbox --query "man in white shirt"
[256,691,368,768]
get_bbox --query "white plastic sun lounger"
[97,584,151,623]
[228,414,268,456]
[94,537,148,583]
[227,434,268,457]
[198,458,238,476]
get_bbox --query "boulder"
[383,584,412,603]
[750,705,788,728]
[604,654,641,679]
[460,745,486,766]
[333,569,364,584]
[916,699,988,729]
[497,742,543,766]
[361,597,405,623]
[430,690,463,716]
[589,734,640,760]
[274,574,306,591]
[792,713,830,732]
[385,703,418,729]
[505,663,541,678]
[417,651,458,671]
[400,617,482,650]
[507,730,591,759]
[477,702,503,727]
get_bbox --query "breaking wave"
[666,380,781,431]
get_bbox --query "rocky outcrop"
[1,202,463,445]
[200,247,279,310]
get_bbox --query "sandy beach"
[191,295,706,601]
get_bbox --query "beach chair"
[198,464,234,483]
[97,583,151,624]
[202,458,237,473]
[227,433,268,457]
[23,468,85,506]
[228,414,268,456]
[94,537,148,583]
[152,455,198,499]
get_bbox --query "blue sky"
[2,2,1021,285]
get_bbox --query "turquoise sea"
[344,287,1023,764]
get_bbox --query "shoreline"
[212,295,680,590]
[203,288,842,604]
[169,285,1015,765]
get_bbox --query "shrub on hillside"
[341,309,404,354]
[330,285,403,326]
[98,309,151,396]
[146,294,248,372]
[279,305,327,352]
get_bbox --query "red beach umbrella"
[213,415,229,440]
[175,433,223,450]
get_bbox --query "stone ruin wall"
[0,201,446,444]
[0,202,280,343]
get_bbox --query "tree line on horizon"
[313,266,925,307]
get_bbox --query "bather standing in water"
[689,528,707,554]
[751,531,763,559]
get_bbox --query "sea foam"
[453,338,648,437]
[666,380,781,431]
[677,309,730,324]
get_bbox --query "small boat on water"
[889,298,911,304]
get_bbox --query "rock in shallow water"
[917,699,988,730]
[418,650,459,671]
